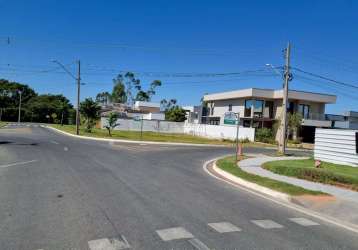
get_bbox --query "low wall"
[314,128,358,167]
[101,117,255,141]
[183,123,255,141]
[101,117,184,133]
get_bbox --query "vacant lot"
[51,124,235,145]
[263,159,358,191]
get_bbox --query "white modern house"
[202,88,337,142]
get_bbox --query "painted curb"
[203,156,358,234]
[45,125,229,147]
[212,161,292,202]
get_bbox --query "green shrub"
[255,128,275,143]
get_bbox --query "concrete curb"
[44,125,229,147]
[212,161,292,202]
[203,156,358,234]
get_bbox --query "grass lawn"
[216,156,326,196]
[263,159,358,191]
[0,121,8,128]
[51,124,236,145]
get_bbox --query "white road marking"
[63,147,68,151]
[208,222,241,233]
[251,220,284,229]
[156,227,194,241]
[88,236,130,250]
[50,140,59,144]
[289,217,320,226]
[188,238,210,250]
[0,160,38,168]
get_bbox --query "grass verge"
[216,156,326,196]
[263,159,358,191]
[0,121,8,128]
[51,124,235,145]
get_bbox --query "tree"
[79,98,100,132]
[288,112,302,141]
[26,94,73,124]
[0,79,37,121]
[111,75,127,103]
[160,98,177,111]
[96,92,111,105]
[145,80,162,100]
[135,90,150,101]
[165,106,187,122]
[104,112,120,136]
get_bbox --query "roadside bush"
[239,137,250,143]
[255,128,275,144]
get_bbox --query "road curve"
[0,124,357,250]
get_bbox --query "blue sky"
[0,0,357,114]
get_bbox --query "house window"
[228,104,232,111]
[265,101,274,118]
[211,106,214,115]
[298,104,310,119]
[243,120,251,127]
[244,100,253,117]
[253,100,264,118]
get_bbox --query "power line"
[291,67,358,90]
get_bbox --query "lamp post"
[17,90,22,123]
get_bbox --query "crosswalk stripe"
[289,217,320,226]
[88,236,131,250]
[208,222,241,233]
[188,238,210,250]
[156,227,194,241]
[251,220,284,229]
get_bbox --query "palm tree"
[79,98,100,132]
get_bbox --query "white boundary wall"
[101,117,255,141]
[314,128,358,167]
[183,123,255,141]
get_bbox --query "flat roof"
[203,88,336,104]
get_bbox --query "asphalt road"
[0,123,357,250]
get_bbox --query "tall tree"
[111,75,127,103]
[79,98,100,132]
[96,92,111,105]
[160,98,177,111]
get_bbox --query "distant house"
[201,88,337,142]
[327,111,358,130]
[100,101,165,121]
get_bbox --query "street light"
[265,63,283,78]
[17,90,22,123]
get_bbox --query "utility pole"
[76,60,81,135]
[278,42,291,154]
[18,90,22,123]
[52,60,81,134]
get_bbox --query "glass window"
[243,120,251,127]
[228,104,232,111]
[253,100,264,118]
[298,104,310,119]
[264,101,274,118]
[244,100,253,117]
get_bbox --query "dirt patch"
[292,194,336,209]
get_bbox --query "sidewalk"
[239,155,358,225]
[240,155,358,203]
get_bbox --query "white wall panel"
[314,128,358,167]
